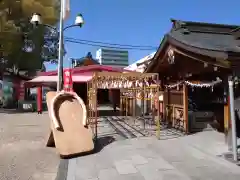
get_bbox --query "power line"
[64,39,157,51]
[64,36,158,49]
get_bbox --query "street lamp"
[30,13,84,91]
[30,13,84,30]
[30,13,42,26]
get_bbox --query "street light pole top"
[75,13,84,27]
[31,13,84,28]
[30,13,42,26]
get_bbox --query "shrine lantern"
[63,69,73,92]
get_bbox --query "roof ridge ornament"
[171,19,190,34]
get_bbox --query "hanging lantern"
[234,76,239,85]
[204,62,208,68]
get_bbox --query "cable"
[64,36,158,49]
[65,39,157,51]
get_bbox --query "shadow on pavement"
[98,109,120,116]
[0,108,40,114]
[59,136,115,159]
[94,136,116,152]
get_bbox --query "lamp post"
[30,12,84,91]
[228,76,238,162]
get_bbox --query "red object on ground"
[37,87,42,113]
[63,69,73,92]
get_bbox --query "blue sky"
[47,0,240,71]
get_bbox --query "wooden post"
[133,89,136,124]
[224,99,230,133]
[86,82,89,123]
[120,91,123,115]
[129,96,133,116]
[167,88,170,125]
[224,85,230,144]
[94,80,98,142]
[156,86,160,139]
[133,88,136,117]
[126,97,128,116]
[37,86,42,114]
[183,84,189,134]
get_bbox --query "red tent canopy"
[38,65,128,76]
[26,65,131,87]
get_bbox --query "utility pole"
[56,0,64,91]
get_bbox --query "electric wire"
[65,36,158,49]
[65,39,157,51]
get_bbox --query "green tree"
[0,0,60,76]
[0,19,59,76]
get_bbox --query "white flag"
[63,0,70,20]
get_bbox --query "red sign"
[63,69,73,92]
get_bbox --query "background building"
[124,52,155,72]
[71,52,99,68]
[96,48,129,67]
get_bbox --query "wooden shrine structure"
[145,19,240,134]
[87,71,161,140]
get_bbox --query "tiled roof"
[74,57,99,64]
[166,19,240,58]
[145,19,240,72]
[38,65,129,76]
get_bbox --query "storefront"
[0,76,18,108]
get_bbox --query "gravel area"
[0,112,59,180]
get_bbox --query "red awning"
[25,72,93,87]
[38,65,129,76]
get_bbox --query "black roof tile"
[168,19,240,55]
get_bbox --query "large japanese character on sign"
[63,69,73,91]
[65,70,70,77]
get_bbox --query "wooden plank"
[166,104,184,109]
[93,71,158,78]
[224,98,230,134]
[46,91,94,158]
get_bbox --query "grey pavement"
[0,112,59,180]
[63,118,240,180]
[2,107,238,180]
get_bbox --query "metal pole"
[57,0,64,91]
[228,79,238,161]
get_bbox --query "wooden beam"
[93,71,158,79]
[173,47,230,69]
[149,45,172,73]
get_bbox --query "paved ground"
[0,112,59,180]
[62,117,240,180]
[1,107,239,180]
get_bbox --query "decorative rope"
[165,79,222,89]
